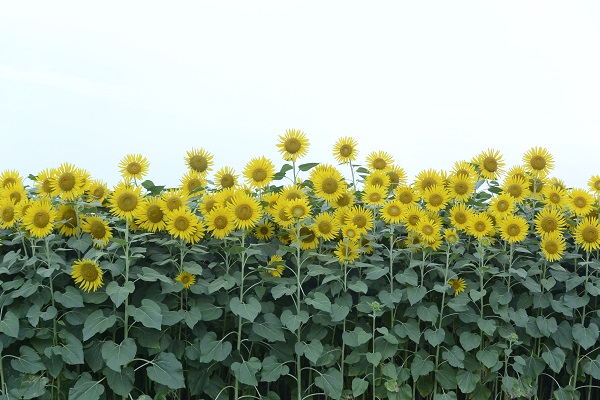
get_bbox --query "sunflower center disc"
[346,229,356,238]
[373,158,387,170]
[204,200,216,213]
[319,177,337,194]
[337,194,350,207]
[475,221,486,232]
[292,206,304,217]
[175,216,190,231]
[409,215,419,226]
[93,187,105,199]
[530,155,546,170]
[545,241,558,254]
[508,185,522,198]
[429,194,443,207]
[3,178,16,187]
[508,225,520,236]
[90,222,106,239]
[181,275,190,284]
[318,221,332,234]
[236,204,252,220]
[550,193,560,203]
[595,181,600,190]
[454,213,467,224]
[59,173,76,191]
[214,216,228,229]
[369,193,381,203]
[583,227,598,243]
[455,183,468,195]
[10,192,22,203]
[33,211,50,228]
[63,210,77,228]
[353,215,366,228]
[422,178,436,191]
[340,145,352,157]
[2,208,14,222]
[147,206,163,223]
[42,180,53,193]
[189,155,208,173]
[541,218,557,232]
[423,226,434,235]
[127,162,141,175]
[284,138,301,154]
[300,227,314,242]
[221,175,234,188]
[187,178,202,192]
[497,201,509,212]
[398,192,412,204]
[252,168,267,182]
[80,263,99,282]
[483,157,498,172]
[167,198,182,211]
[118,194,138,211]
[259,226,270,235]
[371,178,384,186]
[574,197,586,208]
[389,206,400,216]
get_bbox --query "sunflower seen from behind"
[277,129,310,162]
[23,199,56,238]
[332,136,359,164]
[71,259,104,292]
[119,153,149,182]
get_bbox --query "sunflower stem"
[433,245,451,395]
[123,219,131,341]
[234,231,246,400]
[295,221,303,400]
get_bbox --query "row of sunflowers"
[1,130,599,399]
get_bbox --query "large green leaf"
[314,368,343,400]
[295,340,324,364]
[305,292,332,312]
[352,377,369,397]
[105,281,135,308]
[9,374,49,400]
[411,353,434,380]
[252,313,286,342]
[280,309,309,332]
[126,298,162,330]
[146,352,185,389]
[542,347,565,373]
[10,346,45,374]
[456,370,479,394]
[83,309,117,341]
[261,355,290,382]
[424,328,445,346]
[0,310,19,338]
[406,286,427,305]
[231,357,262,386]
[573,322,599,350]
[55,286,84,308]
[442,346,465,369]
[101,338,137,372]
[68,372,105,400]
[200,331,232,363]
[342,327,371,347]
[59,330,84,365]
[417,304,439,323]
[476,347,500,369]
[103,366,134,397]
[230,296,261,322]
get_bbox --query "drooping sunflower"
[277,129,310,161]
[22,199,56,238]
[588,175,600,196]
[502,176,531,202]
[205,206,235,239]
[365,151,394,171]
[71,259,104,292]
[447,173,475,202]
[291,226,319,250]
[488,193,516,221]
[540,231,566,262]
[166,207,198,242]
[214,166,238,190]
[331,190,355,209]
[311,167,348,203]
[422,185,450,212]
[541,184,568,209]
[85,179,109,204]
[81,216,113,247]
[176,271,196,289]
[448,278,466,296]
[364,170,391,189]
[272,199,294,228]
[313,212,340,241]
[414,169,443,194]
[499,215,529,243]
[135,196,167,233]
[475,149,505,180]
[0,169,23,189]
[185,148,213,175]
[574,217,600,253]
[254,221,276,240]
[569,188,595,217]
[403,205,426,233]
[0,197,17,228]
[452,161,477,180]
[244,156,276,189]
[467,212,494,240]
[347,205,374,234]
[227,192,262,230]
[380,200,405,225]
[34,168,55,198]
[2,183,27,205]
[362,184,388,206]
[286,197,312,220]
[109,182,143,221]
[386,165,407,188]
[119,153,149,181]
[334,239,361,263]
[394,185,418,206]
[523,147,554,178]
[50,163,88,201]
[534,207,566,237]
[180,171,207,196]
[332,136,359,164]
[57,205,79,237]
[267,255,285,277]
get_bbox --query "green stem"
[372,312,377,400]
[234,231,246,400]
[433,246,451,395]
[123,219,131,340]
[295,222,302,400]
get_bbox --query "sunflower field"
[1,131,600,400]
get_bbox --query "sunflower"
[135,197,166,232]
[331,190,355,209]
[448,203,472,231]
[267,255,285,277]
[534,207,566,237]
[311,167,348,203]
[50,163,87,201]
[244,156,276,188]
[488,193,516,221]
[417,218,442,244]
[166,207,199,242]
[176,271,196,289]
[403,205,426,233]
[404,232,423,252]
[254,221,276,240]
[34,168,55,198]
[380,200,404,225]
[13,198,32,222]
[366,151,394,171]
[347,206,374,234]
[272,199,294,228]
[541,185,568,209]
[286,197,312,220]
[444,228,459,244]
[332,136,359,164]
[180,171,207,196]
[588,175,600,196]
[22,199,56,238]
[362,184,387,206]
[277,129,309,161]
[160,189,190,214]
[0,197,17,228]
[81,216,113,247]
[452,161,477,180]
[341,223,361,242]
[119,153,149,181]
[422,185,450,212]
[187,219,206,244]
[448,278,466,296]
[291,226,319,250]
[0,170,23,189]
[467,212,494,240]
[109,182,143,221]
[476,149,505,180]
[364,170,391,189]
[198,193,219,215]
[215,187,237,208]
[227,192,261,230]
[71,259,104,292]
[502,176,530,202]
[334,239,361,263]
[414,169,443,194]
[506,165,528,182]
[394,185,418,206]
[280,184,307,202]
[261,192,281,216]
[528,176,547,199]
[523,147,554,178]
[205,206,235,239]
[2,183,27,205]
[185,148,213,174]
[85,179,109,204]
[214,166,238,190]
[569,188,595,217]
[313,212,340,241]
[499,215,529,243]
[540,231,566,262]
[57,205,79,237]
[448,173,475,202]
[386,165,407,187]
[574,217,600,253]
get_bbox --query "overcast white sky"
[1,1,599,190]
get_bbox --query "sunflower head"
[523,147,554,177]
[366,151,394,171]
[277,129,310,162]
[448,278,466,296]
[267,255,285,277]
[332,136,359,164]
[119,153,149,181]
[176,271,196,289]
[476,149,505,180]
[71,259,104,292]
[244,156,275,188]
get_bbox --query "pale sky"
[1,1,599,190]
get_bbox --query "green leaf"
[261,355,290,382]
[10,346,45,374]
[477,318,496,336]
[0,310,19,338]
[181,306,203,329]
[395,319,421,344]
[138,267,171,283]
[231,357,261,386]
[459,331,480,352]
[305,292,332,312]
[469,289,487,302]
[330,304,350,322]
[83,309,117,341]
[59,330,84,365]
[101,338,137,372]
[573,322,599,350]
[298,162,320,171]
[200,331,232,363]
[476,347,500,368]
[342,327,372,347]
[146,352,185,389]
[271,283,295,299]
[103,366,134,397]
[9,374,49,400]
[348,279,368,293]
[230,296,261,322]
[406,286,427,305]
[182,261,203,274]
[55,286,84,308]
[411,353,434,380]
[280,309,308,332]
[553,386,579,400]
[126,299,162,330]
[252,313,286,342]
[536,316,558,336]
[296,340,324,364]
[352,377,369,397]
[68,372,105,400]
[67,235,93,253]
[367,352,382,366]
[509,308,528,327]
[442,346,465,369]
[366,266,388,280]
[542,347,565,373]
[314,368,343,400]
[417,305,439,323]
[424,328,445,347]
[583,354,600,379]
[105,281,135,308]
[456,370,479,394]
[397,268,419,286]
